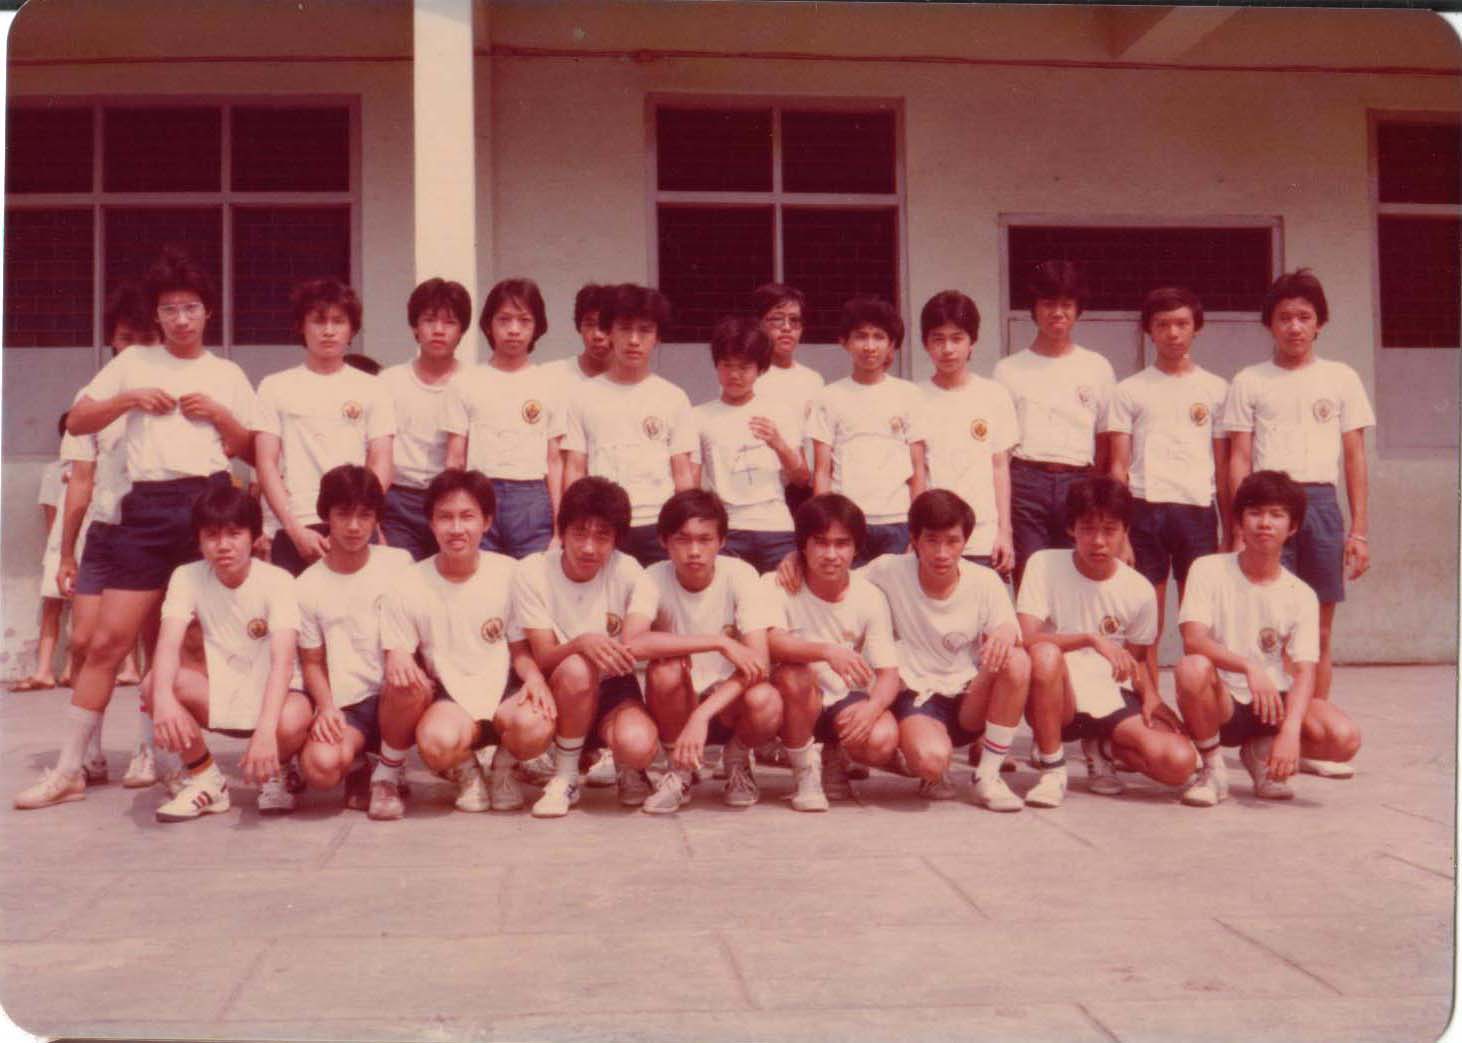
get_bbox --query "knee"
[1316,712,1362,761]
[85,628,133,669]
[415,721,465,772]
[903,736,950,782]
[1175,654,1215,697]
[502,708,555,760]
[645,658,687,699]
[551,655,597,700]
[1153,739,1199,786]
[773,665,816,706]
[299,742,346,788]
[609,711,658,770]
[1001,647,1031,687]
[1028,643,1063,683]
[742,683,782,726]
[865,716,900,767]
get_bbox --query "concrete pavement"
[0,665,1453,1042]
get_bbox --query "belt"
[1012,458,1090,475]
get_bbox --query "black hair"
[558,476,632,542]
[750,282,807,320]
[573,283,605,328]
[316,464,386,522]
[343,353,381,376]
[56,411,69,439]
[656,489,729,541]
[908,489,975,540]
[1232,470,1307,531]
[1140,286,1205,334]
[794,493,867,561]
[407,277,473,330]
[291,278,362,346]
[143,246,218,315]
[1027,260,1088,319]
[597,283,671,332]
[191,483,263,541]
[1064,475,1134,530]
[839,296,904,351]
[480,277,548,352]
[708,315,773,372]
[424,468,496,522]
[919,290,980,343]
[1262,268,1329,327]
[102,281,154,347]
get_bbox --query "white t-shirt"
[296,545,414,710]
[758,361,826,473]
[60,391,130,527]
[806,376,925,525]
[1178,552,1320,706]
[993,346,1115,467]
[1106,365,1229,506]
[82,345,257,483]
[918,376,1019,556]
[160,559,299,731]
[694,396,801,532]
[561,375,699,527]
[766,573,899,706]
[38,460,70,599]
[380,553,518,721]
[443,362,566,481]
[860,553,1017,699]
[1221,358,1376,485]
[627,557,781,692]
[380,360,459,490]
[510,548,644,644]
[37,459,66,509]
[541,355,602,387]
[1016,549,1158,716]
[255,364,396,531]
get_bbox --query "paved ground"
[0,665,1453,1042]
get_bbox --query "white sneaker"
[1299,757,1355,779]
[617,767,653,807]
[641,770,690,815]
[155,770,230,822]
[257,775,296,816]
[971,774,1025,812]
[790,763,829,812]
[367,776,405,821]
[723,760,759,807]
[1025,769,1068,809]
[512,750,555,785]
[14,768,85,810]
[1082,737,1125,796]
[160,771,189,799]
[122,744,157,789]
[488,768,525,812]
[1181,754,1231,806]
[917,771,958,801]
[448,759,488,812]
[531,776,581,818]
[820,745,854,800]
[1240,736,1294,800]
[584,749,617,788]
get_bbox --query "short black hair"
[1027,260,1088,318]
[424,468,496,521]
[597,283,671,331]
[103,281,154,346]
[657,489,729,541]
[143,246,218,315]
[480,277,549,352]
[573,283,605,327]
[839,296,904,351]
[558,476,632,542]
[56,411,69,440]
[1140,286,1205,334]
[407,277,472,330]
[1232,469,1307,531]
[1065,475,1134,530]
[750,282,806,320]
[291,278,362,346]
[908,489,975,540]
[919,290,980,343]
[794,493,867,561]
[709,315,772,372]
[343,353,381,376]
[1262,268,1329,327]
[191,483,263,541]
[316,464,385,522]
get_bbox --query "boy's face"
[561,517,618,582]
[1147,306,1196,365]
[1237,502,1297,551]
[326,504,378,555]
[414,307,465,363]
[1033,297,1079,340]
[715,355,761,402]
[578,310,612,366]
[924,322,974,378]
[198,523,253,582]
[156,290,209,351]
[1069,510,1126,572]
[1269,297,1321,363]
[802,520,856,586]
[429,489,488,561]
[490,297,535,360]
[302,304,355,362]
[842,323,892,376]
[761,300,804,364]
[663,516,724,585]
[109,319,159,354]
[610,317,658,371]
[911,524,967,582]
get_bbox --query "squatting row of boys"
[13,248,1371,821]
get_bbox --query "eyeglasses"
[763,315,804,329]
[158,303,205,319]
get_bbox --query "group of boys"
[13,247,1369,823]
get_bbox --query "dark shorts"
[784,481,814,516]
[621,524,669,567]
[813,690,871,745]
[1061,688,1143,743]
[430,685,499,750]
[1281,483,1346,604]
[481,478,553,560]
[856,522,909,567]
[1010,460,1090,576]
[74,521,116,597]
[108,472,230,591]
[1218,697,1282,748]
[270,522,330,578]
[340,694,383,753]
[892,689,979,748]
[1129,499,1219,588]
[723,529,797,574]
[588,672,646,750]
[382,484,437,562]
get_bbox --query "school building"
[2,1,1458,673]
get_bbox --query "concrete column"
[413,0,479,360]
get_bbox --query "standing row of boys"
[14,249,1369,822]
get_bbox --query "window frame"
[4,94,362,364]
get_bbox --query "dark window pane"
[656,109,772,192]
[657,205,774,342]
[233,207,352,344]
[3,209,94,347]
[1008,226,1272,313]
[6,108,93,194]
[1379,216,1461,348]
[103,108,221,192]
[232,107,350,192]
[104,208,224,347]
[783,207,898,343]
[1378,122,1461,206]
[782,111,895,195]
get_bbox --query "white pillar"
[413,0,479,360]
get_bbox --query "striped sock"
[372,742,408,783]
[975,722,1017,783]
[1195,733,1222,765]
[184,750,214,776]
[554,736,586,784]
[1033,745,1067,773]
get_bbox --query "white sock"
[373,742,409,783]
[138,711,155,749]
[1196,735,1222,767]
[784,739,816,773]
[554,736,586,784]
[1033,745,1067,778]
[975,723,1017,783]
[489,746,517,775]
[56,705,102,776]
[85,716,104,760]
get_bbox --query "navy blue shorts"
[1061,688,1143,743]
[1129,499,1219,588]
[481,478,553,560]
[340,694,382,753]
[856,522,909,567]
[723,529,797,574]
[1010,461,1089,575]
[588,672,646,750]
[892,689,979,747]
[1218,696,1282,748]
[108,472,230,591]
[430,685,499,750]
[1282,483,1346,604]
[382,485,437,562]
[621,524,669,567]
[270,522,329,578]
[813,690,871,745]
[74,521,116,597]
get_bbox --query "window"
[4,101,356,352]
[652,102,901,344]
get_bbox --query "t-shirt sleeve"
[296,579,323,650]
[1126,575,1159,646]
[37,462,65,507]
[1014,552,1050,621]
[160,565,199,623]
[367,381,397,441]
[992,385,1019,453]
[899,384,923,446]
[441,381,469,436]
[1104,381,1136,435]
[1210,377,1230,438]
[861,585,899,670]
[252,375,283,437]
[733,562,781,633]
[625,569,661,623]
[81,351,128,402]
[509,558,556,633]
[668,390,699,460]
[1221,373,1254,434]
[1290,584,1321,665]
[227,365,258,433]
[266,571,301,635]
[1338,366,1376,433]
[59,430,96,465]
[378,580,420,653]
[979,568,1019,634]
[759,574,791,631]
[561,388,588,455]
[1176,557,1216,628]
[805,388,834,446]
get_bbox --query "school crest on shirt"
[480,618,505,643]
[1189,402,1210,426]
[642,416,664,440]
[1258,627,1280,655]
[969,419,989,442]
[889,415,907,436]
[521,400,543,425]
[942,631,970,653]
[1076,386,1096,410]
[606,612,623,637]
[246,617,269,640]
[1098,615,1121,637]
[341,401,363,421]
[1312,398,1336,423]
